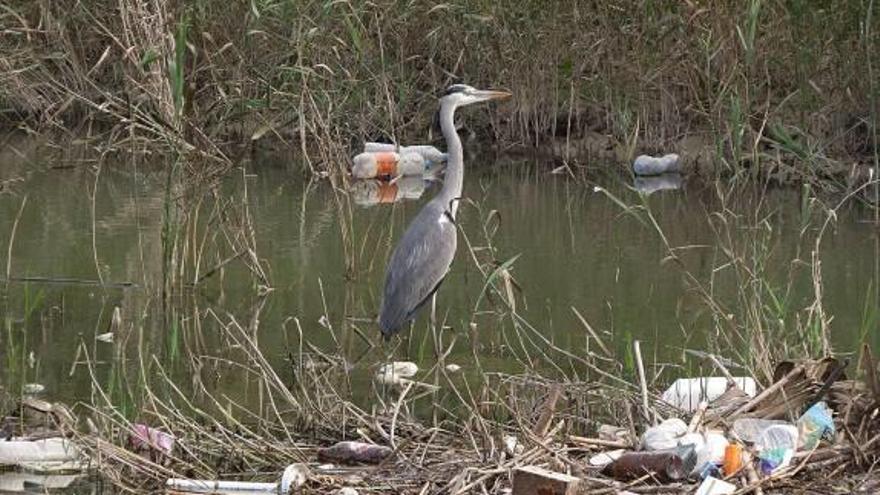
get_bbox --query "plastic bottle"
[722,444,743,476]
[603,444,697,482]
[755,424,798,474]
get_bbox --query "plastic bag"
[798,401,835,450]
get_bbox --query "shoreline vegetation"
[1,2,878,184]
[1,1,880,493]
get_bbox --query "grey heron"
[378,84,511,337]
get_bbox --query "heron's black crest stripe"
[443,84,469,96]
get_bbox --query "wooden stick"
[533,384,563,438]
[572,307,612,357]
[633,340,653,424]
[708,354,739,389]
[728,365,804,419]
[568,435,630,449]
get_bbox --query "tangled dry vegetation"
[1,1,877,181]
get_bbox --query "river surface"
[1,146,878,425]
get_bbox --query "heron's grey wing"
[379,204,457,333]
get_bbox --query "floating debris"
[633,153,681,176]
[0,438,85,472]
[363,143,447,167]
[374,361,418,386]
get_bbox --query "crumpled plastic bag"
[798,401,834,450]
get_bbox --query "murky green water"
[1,146,878,417]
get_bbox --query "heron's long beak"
[473,89,512,101]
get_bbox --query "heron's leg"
[430,292,438,331]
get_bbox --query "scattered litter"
[503,435,523,456]
[632,153,680,176]
[129,424,175,456]
[166,463,308,494]
[731,417,789,443]
[695,476,736,495]
[445,364,461,373]
[0,438,84,472]
[603,444,696,482]
[317,441,393,464]
[588,448,625,467]
[754,423,798,474]
[374,361,418,386]
[362,143,447,168]
[597,424,631,444]
[352,144,446,180]
[22,384,45,395]
[640,418,687,450]
[335,488,359,495]
[661,376,756,412]
[95,332,114,343]
[798,401,835,449]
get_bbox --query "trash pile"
[1,352,877,494]
[542,354,879,494]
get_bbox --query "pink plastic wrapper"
[130,424,175,455]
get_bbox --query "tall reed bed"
[0,2,877,180]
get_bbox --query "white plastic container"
[661,377,756,412]
[633,153,681,176]
[363,143,447,166]
[695,476,736,495]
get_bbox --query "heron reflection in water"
[378,84,511,338]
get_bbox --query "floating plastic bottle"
[363,143,447,167]
[633,153,681,176]
[352,151,427,179]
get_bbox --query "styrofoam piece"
[661,377,757,412]
[0,438,83,470]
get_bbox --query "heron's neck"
[439,103,464,218]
